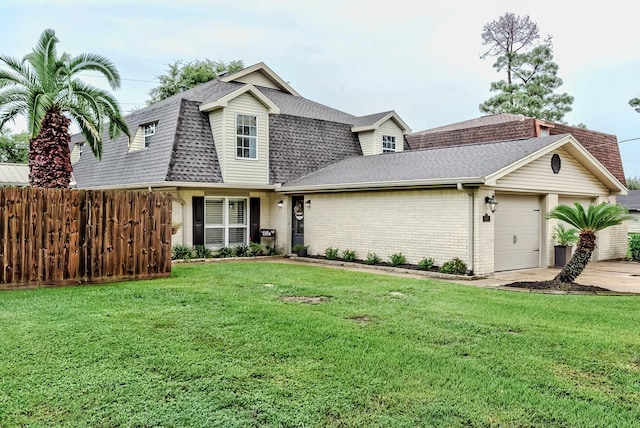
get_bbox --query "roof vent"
[216,71,229,79]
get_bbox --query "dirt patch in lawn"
[347,315,372,323]
[282,296,329,304]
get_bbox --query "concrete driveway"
[472,261,640,294]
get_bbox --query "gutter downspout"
[457,183,474,275]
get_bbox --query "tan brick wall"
[303,189,470,268]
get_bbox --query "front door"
[291,196,304,248]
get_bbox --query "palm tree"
[0,28,129,188]
[547,202,632,283]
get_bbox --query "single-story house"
[71,62,628,275]
[619,190,640,234]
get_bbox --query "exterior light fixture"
[304,200,311,208]
[485,195,498,213]
[277,200,284,208]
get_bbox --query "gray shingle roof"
[72,72,373,188]
[282,135,568,189]
[618,190,640,210]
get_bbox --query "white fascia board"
[277,177,484,194]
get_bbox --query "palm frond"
[67,53,121,89]
[547,202,632,232]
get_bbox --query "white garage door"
[494,194,541,271]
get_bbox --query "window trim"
[204,196,249,248]
[143,122,157,147]
[382,134,396,153]
[235,114,258,160]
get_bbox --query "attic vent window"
[382,135,396,153]
[144,122,157,147]
[551,154,561,174]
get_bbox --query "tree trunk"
[29,109,72,188]
[553,247,593,283]
[553,230,596,283]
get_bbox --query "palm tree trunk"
[553,230,596,283]
[553,247,593,283]
[29,110,72,188]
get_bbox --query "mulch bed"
[503,280,611,293]
[304,255,440,272]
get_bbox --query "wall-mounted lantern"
[485,194,498,213]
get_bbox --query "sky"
[2,0,640,178]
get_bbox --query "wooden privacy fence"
[0,188,172,290]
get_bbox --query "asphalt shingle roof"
[283,134,568,188]
[618,190,640,211]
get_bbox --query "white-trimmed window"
[204,197,248,248]
[144,122,157,147]
[382,135,396,153]
[236,114,257,159]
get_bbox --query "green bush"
[364,252,380,265]
[172,245,193,260]
[629,234,640,261]
[193,245,212,259]
[342,249,356,262]
[418,257,435,270]
[325,247,339,260]
[389,252,406,266]
[440,257,468,275]
[248,242,266,256]
[216,246,236,258]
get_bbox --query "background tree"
[147,59,244,104]
[0,128,28,163]
[629,96,640,113]
[481,12,540,85]
[480,34,574,122]
[547,202,632,284]
[626,176,640,190]
[0,29,129,188]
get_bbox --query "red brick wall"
[549,125,626,186]
[406,119,626,187]
[406,120,536,149]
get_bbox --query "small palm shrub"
[418,257,435,270]
[630,234,640,261]
[389,252,406,266]
[439,257,467,275]
[364,252,380,265]
[172,245,193,260]
[325,247,339,260]
[342,249,356,262]
[249,242,266,256]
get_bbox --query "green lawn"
[1,261,639,427]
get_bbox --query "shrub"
[216,246,236,258]
[325,247,339,260]
[389,252,406,266]
[249,242,266,256]
[439,257,468,275]
[172,245,193,260]
[418,257,435,270]
[234,245,251,257]
[193,245,212,259]
[364,252,380,265]
[342,249,356,262]
[630,234,640,261]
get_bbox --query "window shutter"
[192,197,204,246]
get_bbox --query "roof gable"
[351,111,411,134]
[198,84,280,114]
[220,62,300,96]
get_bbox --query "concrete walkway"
[264,257,640,294]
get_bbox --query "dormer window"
[382,135,396,153]
[71,141,85,164]
[144,122,157,147]
[236,114,257,159]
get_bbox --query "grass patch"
[1,261,639,427]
